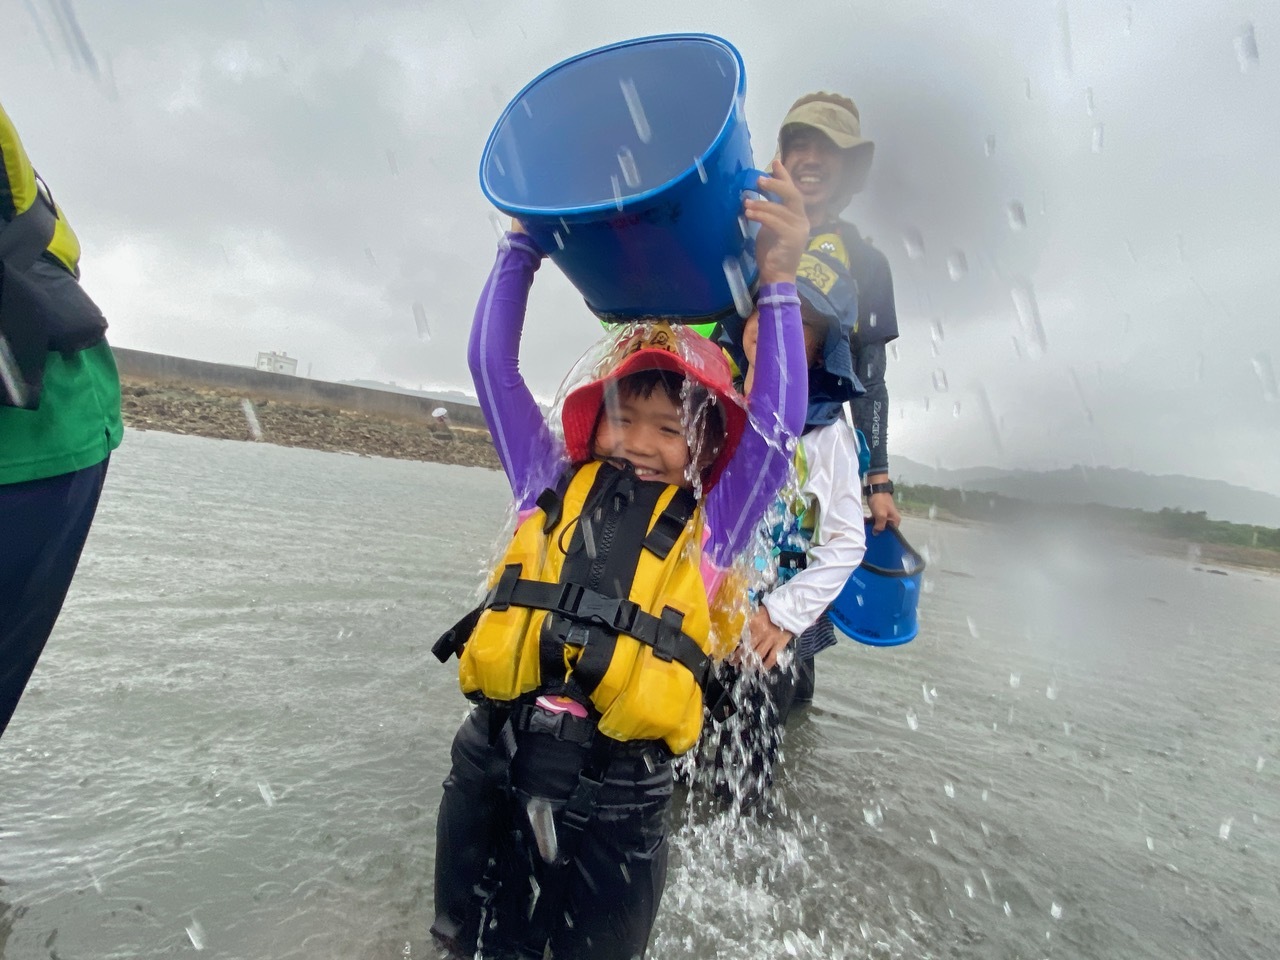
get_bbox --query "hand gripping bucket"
[828,521,927,647]
[479,34,764,327]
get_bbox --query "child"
[430,161,810,958]
[705,241,868,802]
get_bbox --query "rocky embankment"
[119,378,501,470]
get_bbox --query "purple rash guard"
[468,233,805,572]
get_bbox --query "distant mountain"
[341,380,479,406]
[894,458,1280,528]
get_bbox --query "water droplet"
[1009,672,1021,689]
[1124,3,1133,34]
[1051,902,1063,920]
[1218,818,1232,841]
[944,781,956,798]
[527,798,560,862]
[1011,280,1048,356]
[981,788,989,802]
[1091,123,1105,154]
[928,504,938,520]
[868,312,878,328]
[1007,201,1026,231]
[1003,900,1013,917]
[618,78,652,143]
[1046,684,1058,700]
[722,256,753,318]
[694,156,708,183]
[186,920,207,951]
[553,230,565,250]
[412,301,431,340]
[902,228,925,260]
[240,399,263,440]
[1235,23,1259,74]
[610,174,623,211]
[257,782,276,807]
[906,709,919,731]
[854,594,865,607]
[1251,353,1278,401]
[783,931,800,956]
[863,804,883,827]
[983,134,996,157]
[617,147,641,189]
[1257,756,1266,773]
[1085,87,1095,116]
[1056,1,1073,77]
[946,250,968,281]
[1024,77,1033,100]
[922,683,936,705]
[1063,721,1072,735]
[932,368,949,393]
[492,154,506,176]
[952,401,961,418]
[890,342,900,361]
[966,616,979,638]
[1146,835,1155,851]
[964,879,975,898]
[0,335,29,408]
[860,921,872,939]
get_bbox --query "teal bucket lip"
[479,33,747,218]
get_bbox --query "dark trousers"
[432,704,671,959]
[0,459,109,739]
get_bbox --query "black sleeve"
[850,340,889,476]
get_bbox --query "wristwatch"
[863,480,895,496]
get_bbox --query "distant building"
[256,351,298,375]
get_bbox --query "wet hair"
[605,368,727,466]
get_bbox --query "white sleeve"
[762,421,868,636]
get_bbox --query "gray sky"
[5,0,1278,494]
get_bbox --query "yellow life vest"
[442,459,725,755]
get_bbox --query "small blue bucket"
[480,34,764,325]
[828,521,927,647]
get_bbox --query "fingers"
[755,160,805,215]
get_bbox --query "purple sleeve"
[467,233,566,511]
[704,282,805,566]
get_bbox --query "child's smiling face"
[592,386,694,487]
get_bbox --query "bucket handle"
[738,167,780,203]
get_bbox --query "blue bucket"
[828,521,927,647]
[479,34,764,325]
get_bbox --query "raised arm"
[467,233,564,510]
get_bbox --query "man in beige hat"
[778,91,901,535]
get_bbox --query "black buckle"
[652,607,684,662]
[558,585,638,634]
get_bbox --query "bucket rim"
[478,33,748,218]
[861,521,927,578]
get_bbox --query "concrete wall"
[112,347,488,428]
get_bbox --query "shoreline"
[118,377,1280,575]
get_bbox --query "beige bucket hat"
[778,92,876,200]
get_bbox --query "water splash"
[185,919,206,950]
[946,251,968,281]
[240,399,263,441]
[1251,353,1278,401]
[527,798,559,863]
[722,257,753,318]
[1091,123,1105,154]
[944,781,956,799]
[1051,902,1063,920]
[413,301,431,340]
[1235,23,1259,74]
[1006,201,1027,231]
[617,147,641,189]
[618,78,652,143]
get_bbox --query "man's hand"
[866,473,901,532]
[744,159,809,286]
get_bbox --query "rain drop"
[611,174,623,211]
[1235,23,1259,74]
[1063,721,1072,735]
[1251,353,1278,401]
[930,318,945,345]
[385,149,399,175]
[928,504,938,520]
[929,828,939,844]
[722,257,753,318]
[783,931,800,956]
[1006,201,1026,231]
[1024,77,1032,100]
[932,369,949,392]
[1003,900,1013,917]
[240,399,263,441]
[1091,123,1105,154]
[0,335,28,408]
[257,782,276,807]
[902,228,925,260]
[944,781,956,798]
[946,250,968,281]
[413,301,431,340]
[1056,1,1073,77]
[617,147,641,189]
[618,78,652,143]
[553,230,565,250]
[1085,87,1095,116]
[983,134,996,157]
[1257,756,1266,773]
[1218,818,1232,841]
[1011,280,1048,356]
[1009,672,1021,689]
[952,401,961,418]
[186,920,207,951]
[694,156,708,183]
[967,616,979,638]
[527,798,560,863]
[1051,902,1063,920]
[1146,836,1155,851]
[906,709,919,731]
